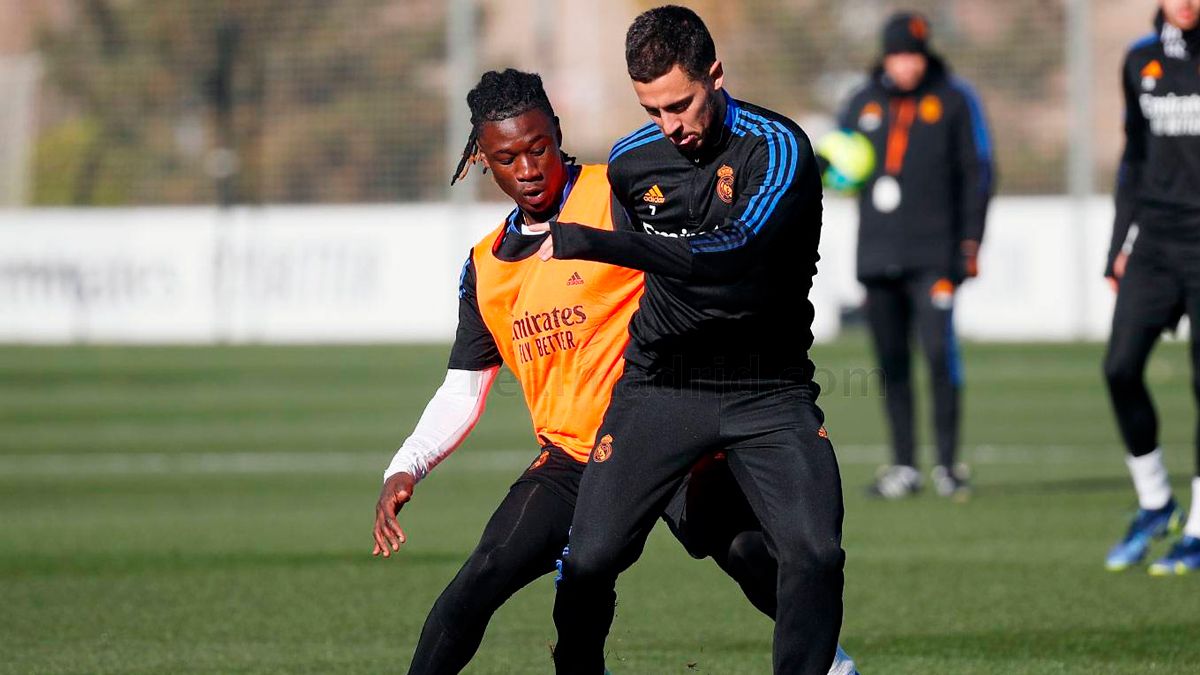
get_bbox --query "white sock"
[1186,477,1200,539]
[1126,449,1172,510]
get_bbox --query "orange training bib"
[472,165,644,462]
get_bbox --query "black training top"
[1109,10,1200,274]
[837,55,994,283]
[550,91,823,381]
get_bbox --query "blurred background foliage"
[4,0,1150,205]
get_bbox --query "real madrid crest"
[593,435,614,463]
[929,278,956,310]
[716,164,735,204]
[919,94,942,124]
[859,101,883,132]
[1141,60,1163,91]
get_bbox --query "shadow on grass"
[606,621,1200,674]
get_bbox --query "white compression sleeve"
[382,367,499,483]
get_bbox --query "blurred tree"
[632,0,1068,194]
[33,0,447,205]
[30,0,1083,202]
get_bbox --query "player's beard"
[681,89,722,154]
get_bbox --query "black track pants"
[409,444,783,673]
[1103,233,1200,474]
[552,367,845,675]
[864,275,963,469]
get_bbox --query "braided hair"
[450,69,576,186]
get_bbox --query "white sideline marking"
[0,444,1120,477]
[0,449,537,477]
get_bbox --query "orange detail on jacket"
[472,165,644,463]
[885,98,918,175]
[919,94,943,124]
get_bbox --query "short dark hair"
[452,69,572,185]
[625,5,717,83]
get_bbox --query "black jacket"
[1108,10,1200,274]
[550,91,823,380]
[838,56,994,283]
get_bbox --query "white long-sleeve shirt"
[382,367,499,483]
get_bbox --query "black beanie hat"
[882,11,930,55]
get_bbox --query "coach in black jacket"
[837,11,994,500]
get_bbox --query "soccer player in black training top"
[836,12,994,501]
[375,69,862,675]
[1102,0,1200,575]
[531,6,844,674]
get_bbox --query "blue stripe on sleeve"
[608,123,661,162]
[1129,33,1158,51]
[946,306,964,387]
[950,77,994,197]
[721,90,742,129]
[1115,161,1133,190]
[505,207,521,234]
[690,117,789,253]
[753,119,799,233]
[610,133,663,163]
[457,253,472,299]
[731,119,783,231]
[951,78,993,160]
[691,228,749,253]
[689,112,799,254]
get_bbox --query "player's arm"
[1108,54,1146,280]
[951,80,995,279]
[545,135,817,282]
[373,252,501,557]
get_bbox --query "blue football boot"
[1105,499,1182,571]
[830,644,861,675]
[1148,535,1200,576]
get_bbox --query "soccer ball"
[815,130,875,195]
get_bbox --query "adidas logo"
[642,185,665,205]
[567,272,584,286]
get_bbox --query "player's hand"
[1107,252,1128,294]
[537,235,554,261]
[524,222,555,261]
[372,471,415,558]
[961,240,980,279]
[1112,252,1128,280]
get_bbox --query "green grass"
[2,334,1198,673]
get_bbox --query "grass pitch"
[2,335,1198,674]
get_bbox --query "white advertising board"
[0,197,1124,344]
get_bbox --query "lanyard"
[884,98,917,175]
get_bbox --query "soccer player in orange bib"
[370,69,859,675]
